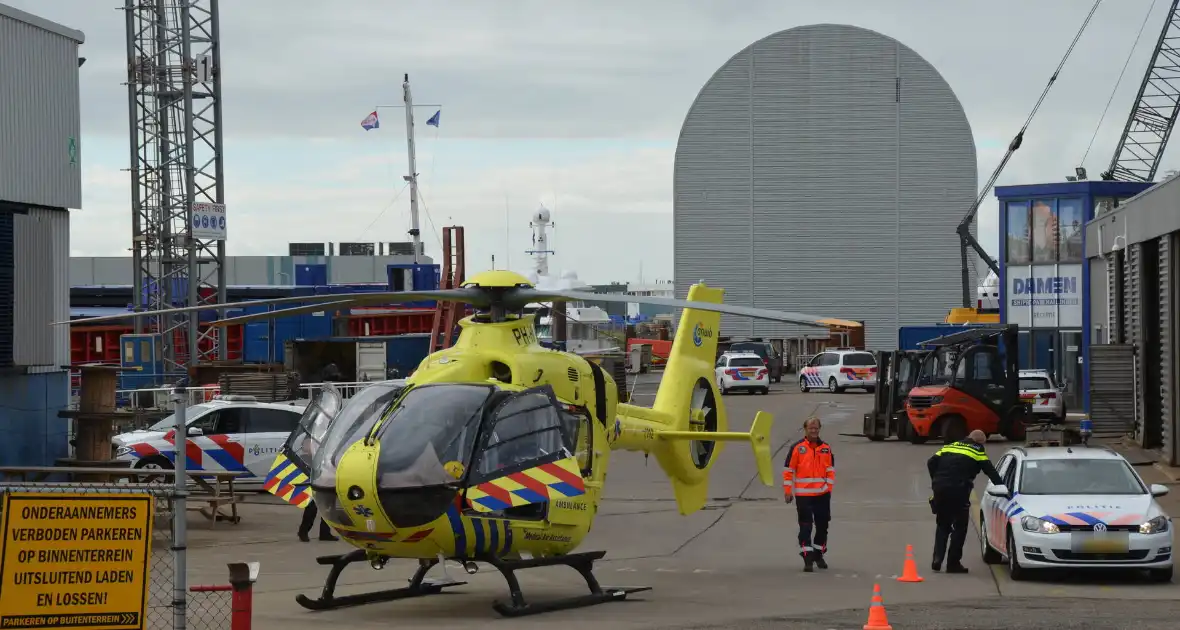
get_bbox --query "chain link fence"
[0,481,233,630]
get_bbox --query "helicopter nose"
[376,486,460,529]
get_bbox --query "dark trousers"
[932,487,971,566]
[298,501,332,538]
[796,493,832,554]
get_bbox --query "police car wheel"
[134,456,173,482]
[1148,566,1173,583]
[827,377,841,394]
[1006,529,1027,580]
[799,377,809,393]
[135,455,172,471]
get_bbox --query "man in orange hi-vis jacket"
[783,416,835,572]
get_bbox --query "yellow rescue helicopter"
[63,270,859,617]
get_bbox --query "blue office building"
[995,180,1154,416]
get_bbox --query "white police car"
[798,348,877,393]
[1019,369,1066,421]
[111,396,308,483]
[979,445,1172,582]
[715,352,770,395]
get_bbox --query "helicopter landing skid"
[295,550,466,611]
[486,550,650,617]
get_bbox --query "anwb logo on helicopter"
[692,323,713,347]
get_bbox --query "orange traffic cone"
[863,583,893,630]
[897,543,924,582]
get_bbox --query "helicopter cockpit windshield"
[373,384,494,490]
[299,382,406,488]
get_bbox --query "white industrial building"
[673,24,978,349]
[1086,174,1180,466]
[0,3,84,465]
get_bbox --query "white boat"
[520,206,621,356]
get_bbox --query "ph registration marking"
[0,493,154,630]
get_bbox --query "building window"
[1031,199,1057,263]
[1057,198,1084,261]
[1006,202,1031,264]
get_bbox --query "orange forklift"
[901,324,1033,444]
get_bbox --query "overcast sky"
[9,0,1180,284]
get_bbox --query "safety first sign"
[0,493,154,630]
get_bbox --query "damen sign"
[1005,263,1082,328]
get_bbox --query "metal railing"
[69,380,376,413]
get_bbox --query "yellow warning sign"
[0,493,154,630]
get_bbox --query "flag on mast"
[426,109,441,127]
[361,111,380,131]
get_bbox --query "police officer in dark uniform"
[926,430,1005,573]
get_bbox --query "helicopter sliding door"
[464,386,585,521]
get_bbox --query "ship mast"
[402,74,422,263]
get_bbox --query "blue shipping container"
[385,333,432,374]
[295,264,328,286]
[897,325,979,351]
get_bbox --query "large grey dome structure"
[673,24,977,350]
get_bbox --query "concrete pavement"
[179,376,1178,629]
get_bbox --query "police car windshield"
[1020,377,1051,390]
[1019,459,1146,495]
[730,343,768,358]
[374,384,495,489]
[842,353,875,367]
[728,357,763,367]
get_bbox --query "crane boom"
[1103,0,1180,182]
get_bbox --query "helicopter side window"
[563,408,593,477]
[476,391,572,477]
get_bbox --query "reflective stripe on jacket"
[927,440,1003,491]
[782,438,835,497]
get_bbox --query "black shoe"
[319,534,339,542]
[298,532,310,542]
[814,552,828,570]
[931,561,941,573]
[802,551,814,572]
[946,564,969,574]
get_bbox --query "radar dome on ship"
[533,206,551,224]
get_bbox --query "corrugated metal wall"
[0,9,83,209]
[1159,234,1176,463]
[1124,243,1144,439]
[1089,344,1137,436]
[13,208,68,368]
[673,24,976,348]
[1107,252,1123,342]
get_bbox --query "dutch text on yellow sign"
[0,493,154,630]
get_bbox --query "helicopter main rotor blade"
[512,289,862,328]
[209,299,360,327]
[53,288,490,327]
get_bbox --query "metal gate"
[1089,344,1137,437]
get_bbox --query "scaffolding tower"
[125,0,227,372]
